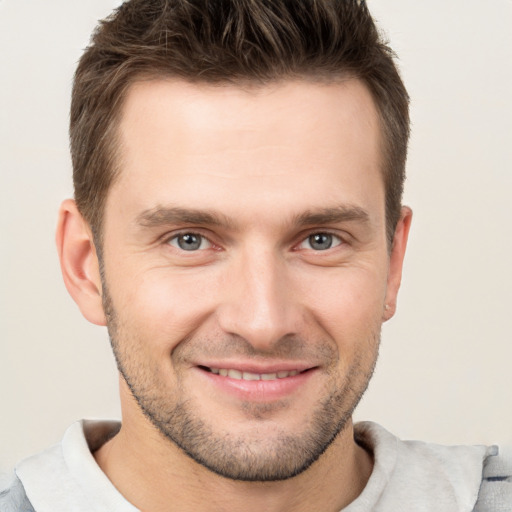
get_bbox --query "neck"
[94,415,372,512]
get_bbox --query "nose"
[216,246,303,352]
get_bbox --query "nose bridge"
[218,243,300,350]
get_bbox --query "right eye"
[167,233,212,251]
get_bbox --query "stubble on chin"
[101,279,380,482]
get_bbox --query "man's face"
[98,79,404,481]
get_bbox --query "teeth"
[208,368,300,380]
[242,371,260,381]
[227,369,242,379]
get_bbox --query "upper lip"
[194,361,317,374]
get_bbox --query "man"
[1,0,510,510]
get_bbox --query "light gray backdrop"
[1,0,511,473]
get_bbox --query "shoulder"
[473,445,512,511]
[355,422,493,511]
[0,471,35,512]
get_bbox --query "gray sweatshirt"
[1,420,510,511]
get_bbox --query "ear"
[383,206,412,322]
[56,199,107,326]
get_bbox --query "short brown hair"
[71,0,409,243]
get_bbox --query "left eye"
[299,233,343,251]
[168,233,212,251]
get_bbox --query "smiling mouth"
[198,366,312,381]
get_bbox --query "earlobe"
[383,206,412,322]
[56,199,107,326]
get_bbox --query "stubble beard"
[102,282,380,482]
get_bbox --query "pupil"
[310,233,332,250]
[178,233,201,251]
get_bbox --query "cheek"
[111,267,221,351]
[298,266,388,342]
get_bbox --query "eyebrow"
[136,204,370,231]
[292,205,370,227]
[136,206,236,230]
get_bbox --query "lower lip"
[195,367,316,402]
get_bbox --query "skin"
[56,78,411,512]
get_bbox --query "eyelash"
[164,230,346,253]
[165,231,216,252]
[296,232,344,251]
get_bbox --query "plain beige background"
[1,0,511,474]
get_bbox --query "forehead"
[108,78,384,226]
[118,77,381,157]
